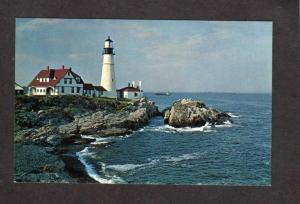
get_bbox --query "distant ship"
[154,91,171,96]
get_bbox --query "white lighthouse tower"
[100,36,117,98]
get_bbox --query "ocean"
[77,93,272,185]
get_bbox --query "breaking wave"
[228,112,240,118]
[106,164,144,172]
[147,119,235,133]
[106,159,159,172]
[165,153,199,162]
[215,120,234,128]
[76,147,125,184]
[164,151,206,162]
[81,134,127,145]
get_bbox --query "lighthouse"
[100,36,117,98]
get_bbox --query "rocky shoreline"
[14,95,160,183]
[14,96,231,183]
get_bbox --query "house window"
[61,87,64,93]
[100,91,103,95]
[67,72,70,76]
[77,87,80,93]
[134,92,138,97]
[71,87,74,93]
[43,89,45,92]
[64,78,67,84]
[69,79,72,84]
[88,90,91,94]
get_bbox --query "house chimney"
[128,82,131,87]
[62,65,65,69]
[132,81,135,88]
[138,81,142,90]
[46,66,49,71]
[69,67,72,71]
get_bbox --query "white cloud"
[16,18,62,32]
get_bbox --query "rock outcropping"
[15,96,160,146]
[163,98,231,128]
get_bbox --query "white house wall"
[83,89,109,98]
[55,72,83,95]
[123,91,143,99]
[30,87,47,95]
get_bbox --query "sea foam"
[215,120,233,128]
[164,152,205,162]
[76,147,125,184]
[228,112,240,118]
[149,122,216,133]
[106,164,144,172]
[106,159,159,172]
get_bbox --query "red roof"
[118,86,142,92]
[29,66,84,87]
[94,86,107,91]
[83,84,107,91]
[83,83,94,90]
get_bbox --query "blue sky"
[16,19,272,93]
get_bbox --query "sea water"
[77,93,271,185]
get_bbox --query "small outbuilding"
[15,83,24,95]
[83,83,107,97]
[117,82,143,100]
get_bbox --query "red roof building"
[94,86,107,92]
[118,86,141,92]
[83,84,107,97]
[28,65,85,96]
[117,82,143,100]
